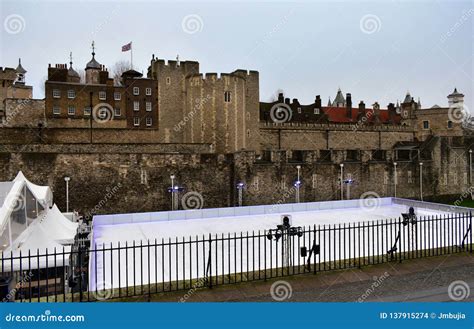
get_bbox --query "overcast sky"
[1,0,473,110]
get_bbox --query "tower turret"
[15,58,26,85]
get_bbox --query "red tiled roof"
[323,107,401,124]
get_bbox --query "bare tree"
[111,60,131,86]
[268,89,285,102]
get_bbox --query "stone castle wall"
[0,138,469,217]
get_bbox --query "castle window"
[146,88,152,96]
[133,87,139,95]
[224,91,231,103]
[133,101,140,111]
[53,105,60,115]
[146,117,152,126]
[114,107,121,117]
[133,117,140,126]
[298,107,302,114]
[447,120,453,129]
[166,77,171,85]
[314,108,320,114]
[67,105,75,116]
[319,150,331,162]
[67,90,75,99]
[84,106,91,116]
[247,129,250,138]
[114,92,121,101]
[99,91,106,100]
[422,120,429,129]
[146,102,152,111]
[52,89,61,98]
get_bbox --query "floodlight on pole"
[419,162,423,201]
[236,182,245,207]
[64,176,70,213]
[295,165,301,203]
[339,164,344,200]
[170,174,176,210]
[393,162,397,198]
[469,149,472,185]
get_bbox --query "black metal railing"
[0,212,472,302]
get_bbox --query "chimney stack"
[346,93,352,120]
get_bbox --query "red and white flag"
[122,42,132,52]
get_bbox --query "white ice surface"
[89,203,472,291]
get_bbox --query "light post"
[469,149,472,185]
[295,165,301,203]
[64,176,70,212]
[340,163,344,200]
[419,162,423,201]
[236,182,245,207]
[393,162,397,198]
[170,174,175,210]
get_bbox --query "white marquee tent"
[0,172,78,271]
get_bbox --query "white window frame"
[146,117,152,126]
[99,91,106,100]
[297,107,302,114]
[67,105,75,116]
[133,87,140,96]
[133,101,140,111]
[84,106,91,116]
[145,88,152,96]
[114,107,121,117]
[67,90,75,99]
[53,105,60,115]
[53,89,61,98]
[146,102,152,111]
[133,117,140,126]
[114,92,121,101]
[314,108,320,114]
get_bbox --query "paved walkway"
[126,252,473,302]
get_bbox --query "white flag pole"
[130,42,133,69]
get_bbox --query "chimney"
[387,103,396,123]
[285,98,290,105]
[315,95,321,108]
[278,93,284,103]
[346,93,352,120]
[358,101,365,120]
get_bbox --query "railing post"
[470,212,473,254]
[207,233,212,289]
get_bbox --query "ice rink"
[89,198,472,291]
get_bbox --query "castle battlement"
[260,121,414,132]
